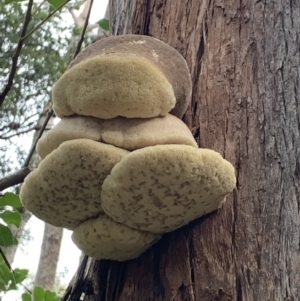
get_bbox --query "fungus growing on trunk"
[53,35,192,119]
[20,34,236,261]
[72,215,161,261]
[101,145,236,234]
[20,139,129,229]
[37,114,197,159]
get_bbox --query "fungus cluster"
[20,35,236,261]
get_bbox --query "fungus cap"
[20,139,129,229]
[101,145,236,234]
[68,34,192,119]
[37,114,197,159]
[53,55,175,119]
[72,215,161,261]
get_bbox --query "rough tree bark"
[63,0,300,300]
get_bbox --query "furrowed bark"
[63,1,300,300]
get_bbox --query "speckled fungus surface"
[20,139,129,229]
[53,55,176,119]
[37,114,197,159]
[54,35,192,119]
[101,145,236,234]
[20,34,236,261]
[72,215,161,261]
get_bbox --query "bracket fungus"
[53,35,192,119]
[20,139,129,229]
[72,215,161,261]
[36,114,197,159]
[20,34,236,261]
[101,145,236,234]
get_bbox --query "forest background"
[0,0,108,300]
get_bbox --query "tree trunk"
[63,0,300,300]
[34,223,63,290]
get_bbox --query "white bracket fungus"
[54,35,192,119]
[20,35,236,261]
[72,215,161,261]
[21,139,129,229]
[36,114,197,159]
[101,145,236,234]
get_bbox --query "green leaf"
[45,290,60,301]
[0,255,13,291]
[97,18,109,31]
[0,193,22,208]
[0,210,21,227]
[47,0,66,9]
[4,0,26,4]
[0,224,18,247]
[0,255,27,291]
[13,268,29,284]
[33,286,45,301]
[22,293,32,301]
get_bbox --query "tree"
[63,0,300,300]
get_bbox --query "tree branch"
[0,126,38,140]
[23,108,53,168]
[0,0,34,108]
[73,0,94,59]
[21,0,72,41]
[0,167,31,192]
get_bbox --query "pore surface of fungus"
[53,55,175,119]
[72,215,161,261]
[20,139,129,229]
[69,34,192,119]
[37,114,197,159]
[101,145,236,234]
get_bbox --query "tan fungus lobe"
[20,139,129,229]
[53,55,176,119]
[72,215,161,261]
[69,35,192,118]
[101,145,236,234]
[36,114,197,159]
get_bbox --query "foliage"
[98,18,109,31]
[0,193,62,300]
[0,0,72,176]
[22,287,61,301]
[0,193,28,292]
[0,193,22,247]
[0,254,28,292]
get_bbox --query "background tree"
[63,0,300,300]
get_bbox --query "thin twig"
[22,0,72,41]
[0,0,34,108]
[31,0,47,17]
[0,126,38,140]
[23,109,53,168]
[73,0,94,59]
